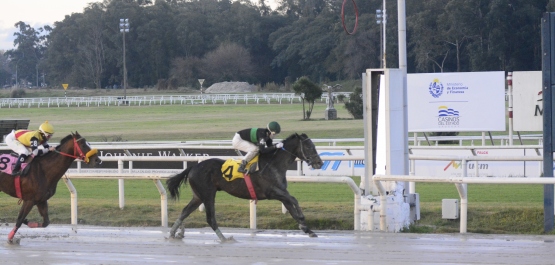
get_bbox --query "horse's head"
[285,133,323,169]
[73,131,102,166]
[58,132,102,166]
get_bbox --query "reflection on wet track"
[1,225,554,265]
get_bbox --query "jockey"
[232,121,283,173]
[5,121,55,175]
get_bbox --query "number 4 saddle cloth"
[220,156,260,181]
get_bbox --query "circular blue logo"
[429,81,443,98]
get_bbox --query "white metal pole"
[397,0,407,72]
[354,194,361,230]
[123,26,127,100]
[63,178,78,225]
[462,159,468,233]
[382,0,387,68]
[118,159,125,209]
[398,0,410,193]
[507,72,514,146]
[250,200,257,229]
[455,183,468,233]
[154,180,168,228]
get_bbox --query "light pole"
[119,18,129,101]
[376,1,386,68]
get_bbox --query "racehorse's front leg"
[202,198,235,243]
[8,200,35,244]
[24,201,49,228]
[169,219,184,239]
[279,194,317,238]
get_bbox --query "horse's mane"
[283,133,307,143]
[283,133,298,142]
[57,133,80,151]
[27,133,74,167]
[58,134,74,147]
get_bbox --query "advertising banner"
[15,147,366,176]
[512,71,542,132]
[411,148,542,178]
[407,72,506,132]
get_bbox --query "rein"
[280,137,319,163]
[53,137,92,163]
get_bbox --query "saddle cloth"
[221,156,259,182]
[0,154,28,175]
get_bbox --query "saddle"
[221,156,260,182]
[0,153,30,176]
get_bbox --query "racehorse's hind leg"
[8,200,35,244]
[169,197,203,239]
[24,201,49,228]
[278,194,317,238]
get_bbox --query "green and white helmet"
[267,121,281,134]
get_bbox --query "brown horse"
[166,133,324,242]
[0,132,102,244]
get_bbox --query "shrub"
[10,88,26,98]
[344,87,363,119]
[263,82,280,92]
[337,94,346,103]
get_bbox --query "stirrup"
[237,166,247,173]
[237,161,247,173]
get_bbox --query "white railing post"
[118,159,125,209]
[455,183,468,233]
[250,200,257,229]
[153,179,168,227]
[63,177,78,225]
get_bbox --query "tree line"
[0,0,552,90]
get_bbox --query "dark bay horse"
[166,133,324,242]
[0,132,102,244]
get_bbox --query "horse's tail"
[166,167,192,200]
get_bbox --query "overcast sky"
[0,0,276,51]
[0,0,98,51]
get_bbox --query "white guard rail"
[63,155,362,229]
[0,92,350,108]
[376,154,555,233]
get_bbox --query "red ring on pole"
[341,0,359,35]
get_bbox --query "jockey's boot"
[237,160,248,173]
[11,154,27,176]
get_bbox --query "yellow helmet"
[39,121,54,135]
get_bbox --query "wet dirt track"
[1,225,554,265]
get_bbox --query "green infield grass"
[0,88,553,234]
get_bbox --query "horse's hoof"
[168,233,183,240]
[309,232,318,238]
[7,238,20,245]
[221,236,237,243]
[166,235,181,240]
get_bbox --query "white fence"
[374,152,555,233]
[63,155,362,229]
[0,92,352,108]
[3,140,552,232]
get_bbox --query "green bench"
[0,119,30,139]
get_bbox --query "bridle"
[54,137,98,164]
[279,135,320,166]
[258,134,320,174]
